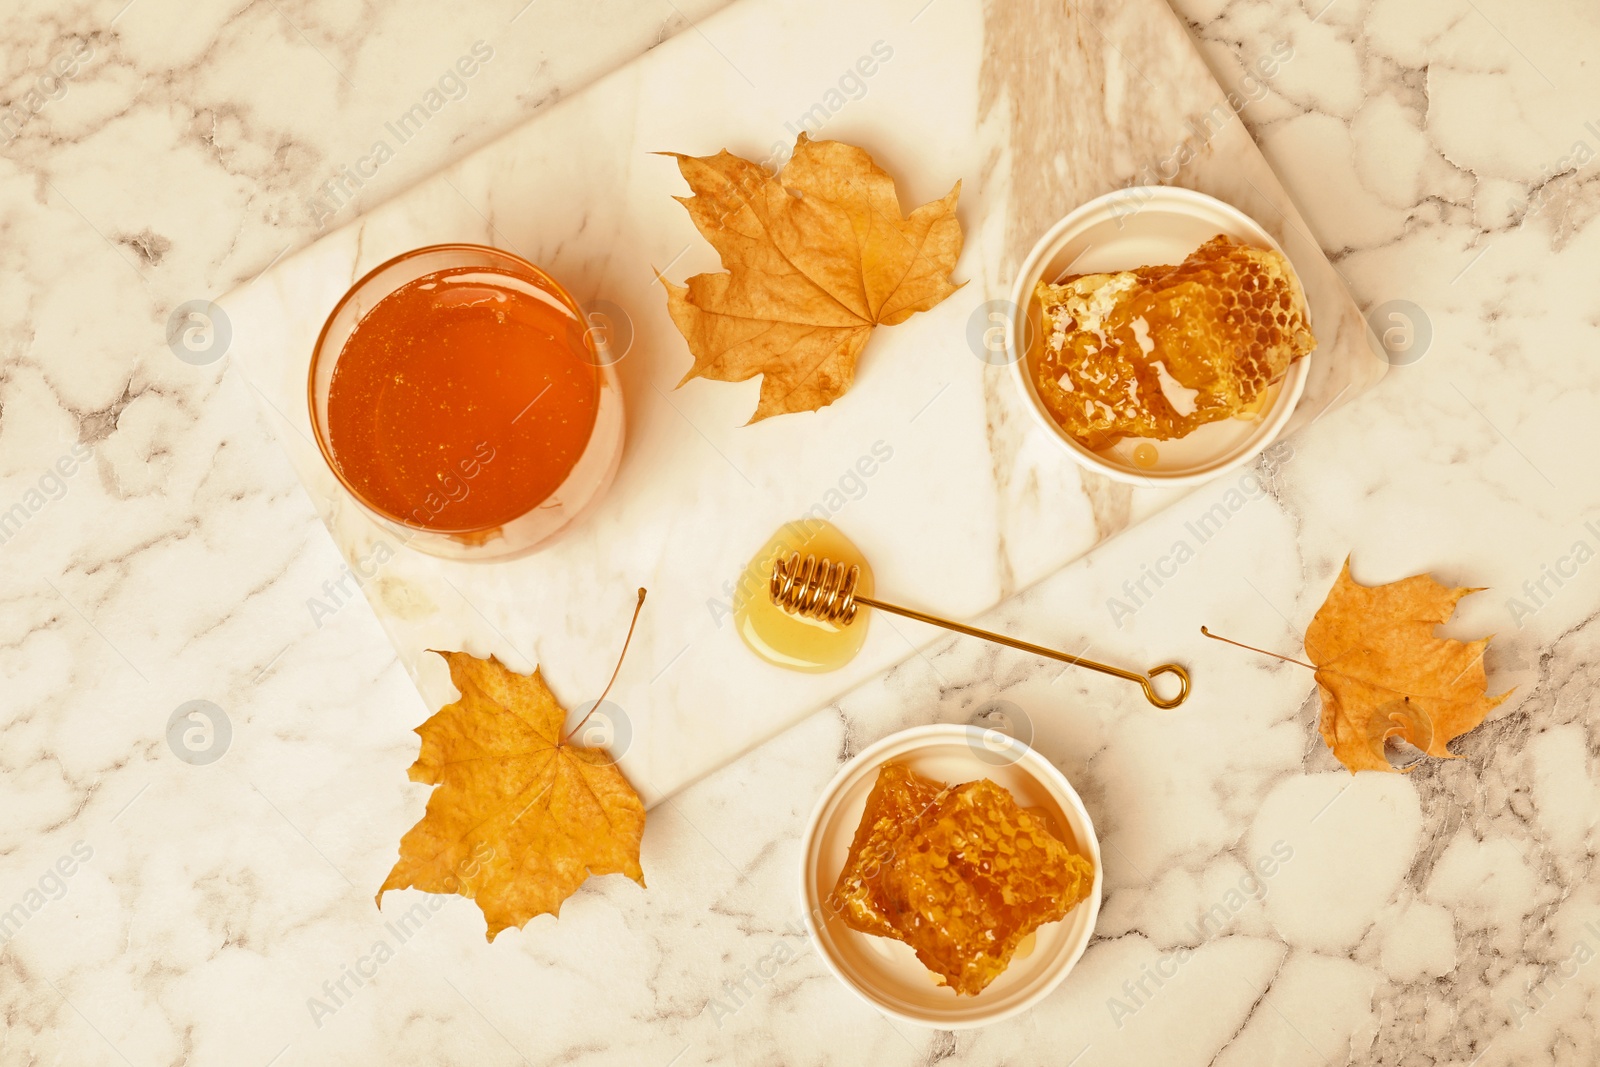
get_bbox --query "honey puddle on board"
[733,520,873,673]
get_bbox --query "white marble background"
[215,0,1386,805]
[3,0,1599,1065]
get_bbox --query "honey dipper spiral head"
[770,553,861,625]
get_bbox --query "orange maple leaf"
[1304,558,1511,773]
[377,651,646,940]
[662,133,963,422]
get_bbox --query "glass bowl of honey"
[309,244,624,561]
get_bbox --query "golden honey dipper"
[769,553,1190,708]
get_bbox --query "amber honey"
[1233,382,1276,422]
[1032,234,1314,451]
[828,762,944,940]
[734,520,873,672]
[830,762,1096,996]
[325,264,599,532]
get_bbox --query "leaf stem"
[564,588,649,746]
[1199,625,1314,670]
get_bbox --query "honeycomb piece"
[828,762,946,940]
[880,779,1095,996]
[1032,233,1316,451]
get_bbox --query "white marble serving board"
[219,0,1386,803]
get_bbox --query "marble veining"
[220,0,1384,805]
[2,0,1600,1063]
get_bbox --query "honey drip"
[734,520,873,672]
[1233,382,1276,421]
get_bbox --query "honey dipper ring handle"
[852,593,1190,709]
[770,552,1191,708]
[1141,664,1190,709]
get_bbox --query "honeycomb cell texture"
[827,762,946,941]
[1032,233,1316,451]
[828,764,1096,996]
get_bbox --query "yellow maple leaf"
[663,132,963,422]
[377,651,646,940]
[1304,558,1511,774]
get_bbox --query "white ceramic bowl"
[798,724,1102,1028]
[1006,186,1311,486]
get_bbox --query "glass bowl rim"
[306,242,598,535]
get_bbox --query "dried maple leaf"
[377,651,646,940]
[662,133,963,422]
[1303,558,1511,774]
